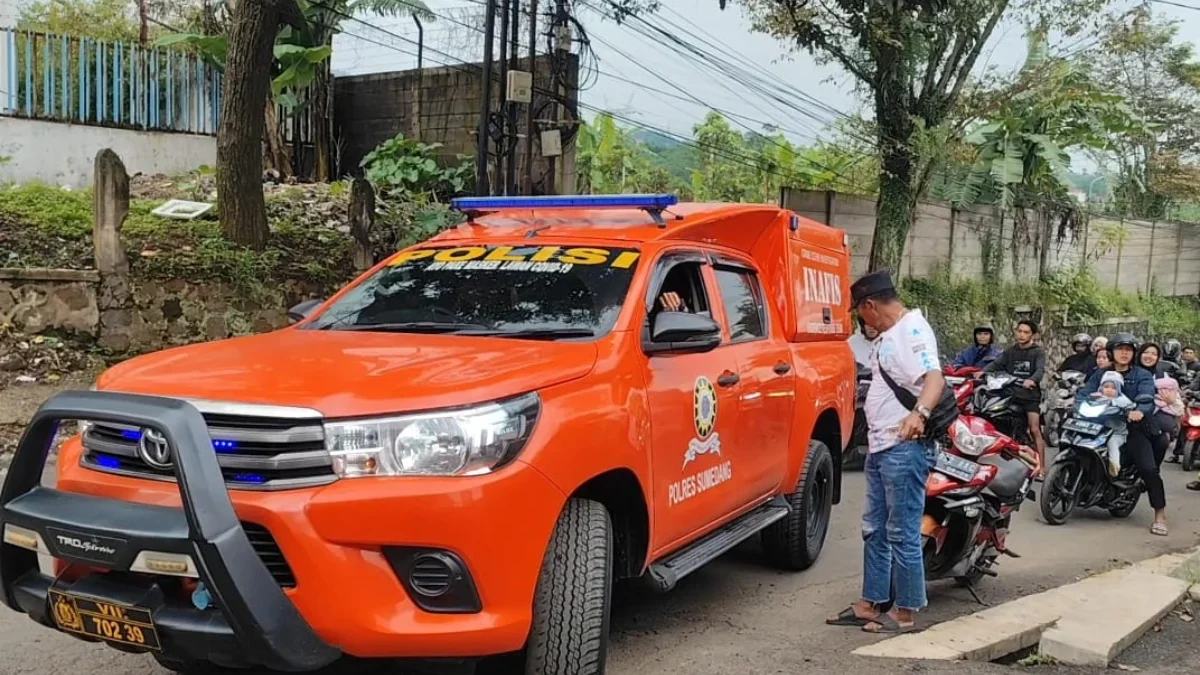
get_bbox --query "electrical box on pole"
[506,71,532,104]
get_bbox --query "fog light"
[2,524,44,552]
[131,551,198,578]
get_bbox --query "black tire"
[762,440,835,571]
[1183,441,1198,472]
[1040,460,1078,526]
[152,655,243,674]
[524,498,613,675]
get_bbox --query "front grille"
[242,521,296,588]
[80,404,336,491]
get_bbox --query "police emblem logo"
[52,594,82,631]
[693,376,718,439]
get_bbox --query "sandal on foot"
[826,606,875,626]
[1151,522,1168,536]
[862,615,922,634]
[1187,481,1200,491]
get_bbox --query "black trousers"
[1125,422,1167,510]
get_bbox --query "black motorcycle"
[845,363,871,470]
[1043,370,1087,448]
[1039,394,1154,525]
[973,373,1033,447]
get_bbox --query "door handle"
[773,361,792,375]
[717,371,740,387]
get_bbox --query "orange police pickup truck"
[0,194,855,674]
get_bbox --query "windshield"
[305,244,641,339]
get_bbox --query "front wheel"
[524,498,613,675]
[1040,459,1080,526]
[1183,441,1199,472]
[762,440,835,571]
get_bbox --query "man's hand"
[659,292,686,312]
[1129,410,1144,422]
[1022,379,1036,389]
[898,411,926,441]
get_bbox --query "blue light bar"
[451,194,678,212]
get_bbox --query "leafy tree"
[576,112,686,195]
[725,0,1111,272]
[1081,5,1200,219]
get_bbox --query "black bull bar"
[0,390,341,671]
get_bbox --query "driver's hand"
[659,292,685,312]
[1129,410,1144,422]
[1022,379,1036,389]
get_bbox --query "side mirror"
[287,298,325,325]
[645,312,722,354]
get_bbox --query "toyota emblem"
[137,428,173,469]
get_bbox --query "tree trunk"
[313,61,331,181]
[867,13,917,274]
[263,100,293,177]
[216,0,282,248]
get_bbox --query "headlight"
[325,393,540,478]
[949,419,998,457]
[1189,415,1200,427]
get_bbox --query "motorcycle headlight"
[949,419,999,457]
[325,393,540,478]
[1188,415,1200,427]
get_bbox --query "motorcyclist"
[1058,333,1094,374]
[848,314,879,367]
[1077,332,1167,536]
[1164,340,1183,368]
[952,325,1001,369]
[985,320,1048,469]
[1182,346,1200,373]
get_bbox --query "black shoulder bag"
[875,353,959,439]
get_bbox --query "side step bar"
[646,496,790,592]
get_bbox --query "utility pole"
[524,0,538,194]
[504,0,521,195]
[553,0,569,195]
[475,0,498,196]
[496,0,510,193]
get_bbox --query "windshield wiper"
[458,328,596,340]
[318,321,489,334]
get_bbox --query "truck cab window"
[656,261,710,317]
[714,268,766,342]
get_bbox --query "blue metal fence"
[1,28,221,135]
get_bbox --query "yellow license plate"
[49,589,161,651]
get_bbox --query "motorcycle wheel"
[1044,411,1059,448]
[1184,441,1198,472]
[1108,496,1138,519]
[1040,460,1079,526]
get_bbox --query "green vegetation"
[902,266,1200,350]
[0,181,452,295]
[360,134,473,200]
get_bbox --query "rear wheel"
[762,440,834,571]
[1040,459,1079,526]
[1183,441,1199,472]
[524,498,613,675]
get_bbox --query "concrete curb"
[852,546,1200,665]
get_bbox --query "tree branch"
[779,0,874,85]
[944,1,1008,115]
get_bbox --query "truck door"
[710,258,796,501]
[642,251,744,554]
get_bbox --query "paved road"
[2,467,1199,674]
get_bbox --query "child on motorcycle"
[1156,377,1185,463]
[1093,371,1133,477]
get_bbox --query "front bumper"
[2,391,566,668]
[0,391,340,671]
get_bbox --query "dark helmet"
[1108,332,1138,351]
[1164,339,1182,361]
[1071,333,1092,349]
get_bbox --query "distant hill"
[631,129,684,151]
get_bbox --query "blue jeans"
[862,439,935,611]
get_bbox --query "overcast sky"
[332,0,1200,152]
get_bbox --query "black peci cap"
[850,269,895,307]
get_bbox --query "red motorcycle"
[922,414,1040,589]
[943,365,982,415]
[1179,391,1200,471]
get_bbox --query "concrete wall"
[334,54,578,194]
[782,188,1200,296]
[0,117,216,188]
[0,267,318,353]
